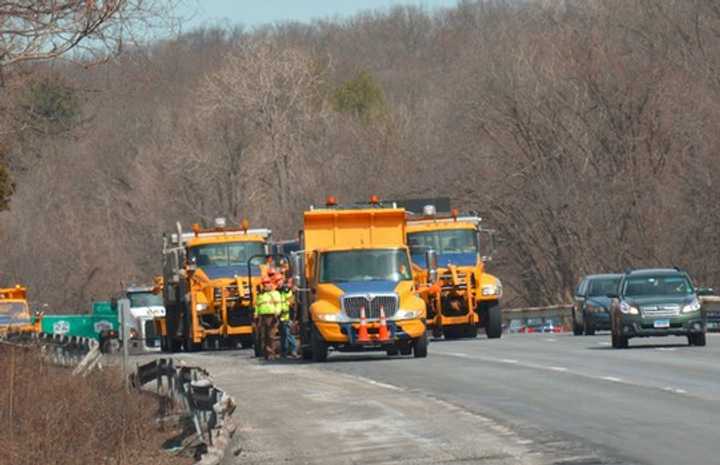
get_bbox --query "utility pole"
[118,298,130,391]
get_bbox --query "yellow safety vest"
[256,290,281,315]
[279,290,293,321]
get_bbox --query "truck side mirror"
[291,252,305,289]
[477,228,496,262]
[426,249,438,283]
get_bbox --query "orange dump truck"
[291,197,428,362]
[0,285,34,336]
[156,218,271,351]
[406,205,503,339]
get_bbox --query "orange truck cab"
[291,197,428,362]
[406,205,503,339]
[157,218,271,352]
[0,285,33,336]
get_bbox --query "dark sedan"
[572,274,622,335]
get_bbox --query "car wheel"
[583,315,596,336]
[572,310,583,336]
[690,332,707,347]
[413,332,428,358]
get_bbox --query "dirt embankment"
[0,345,192,465]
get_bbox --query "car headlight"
[481,280,503,297]
[393,310,419,320]
[620,301,639,315]
[195,303,208,311]
[682,299,701,313]
[316,312,349,322]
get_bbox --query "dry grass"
[0,344,193,465]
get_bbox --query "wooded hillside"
[2,0,720,310]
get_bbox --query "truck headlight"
[682,299,701,313]
[620,301,639,315]
[393,310,419,320]
[481,281,502,296]
[195,303,208,311]
[316,313,348,322]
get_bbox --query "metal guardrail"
[0,331,103,376]
[130,358,236,463]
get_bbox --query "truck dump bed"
[304,208,406,251]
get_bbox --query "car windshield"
[0,302,28,317]
[588,278,620,297]
[623,275,694,297]
[128,292,163,308]
[188,241,266,267]
[408,229,477,255]
[320,249,412,283]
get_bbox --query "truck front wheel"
[413,333,428,358]
[482,302,502,339]
[311,327,328,362]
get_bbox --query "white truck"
[123,285,166,352]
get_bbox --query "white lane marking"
[597,342,611,346]
[445,352,471,358]
[433,350,698,399]
[546,338,557,342]
[663,387,688,394]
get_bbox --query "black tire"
[690,332,707,346]
[443,325,460,339]
[241,340,253,350]
[583,315,596,336]
[400,347,412,356]
[572,310,583,336]
[485,302,502,339]
[301,346,314,360]
[413,332,428,358]
[311,327,328,362]
[464,324,478,338]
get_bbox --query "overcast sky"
[180,0,459,29]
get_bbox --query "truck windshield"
[408,229,477,255]
[587,278,620,297]
[320,249,412,283]
[128,292,163,308]
[188,241,266,267]
[623,275,694,297]
[0,302,28,317]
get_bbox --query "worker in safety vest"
[275,271,297,358]
[255,274,281,360]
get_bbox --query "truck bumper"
[315,319,426,346]
[434,313,478,328]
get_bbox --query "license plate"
[654,319,670,329]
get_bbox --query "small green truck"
[36,300,120,351]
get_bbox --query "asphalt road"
[157,331,720,465]
[316,332,720,465]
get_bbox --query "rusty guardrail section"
[130,358,237,465]
[0,331,103,375]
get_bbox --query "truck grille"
[640,305,680,318]
[342,294,398,320]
